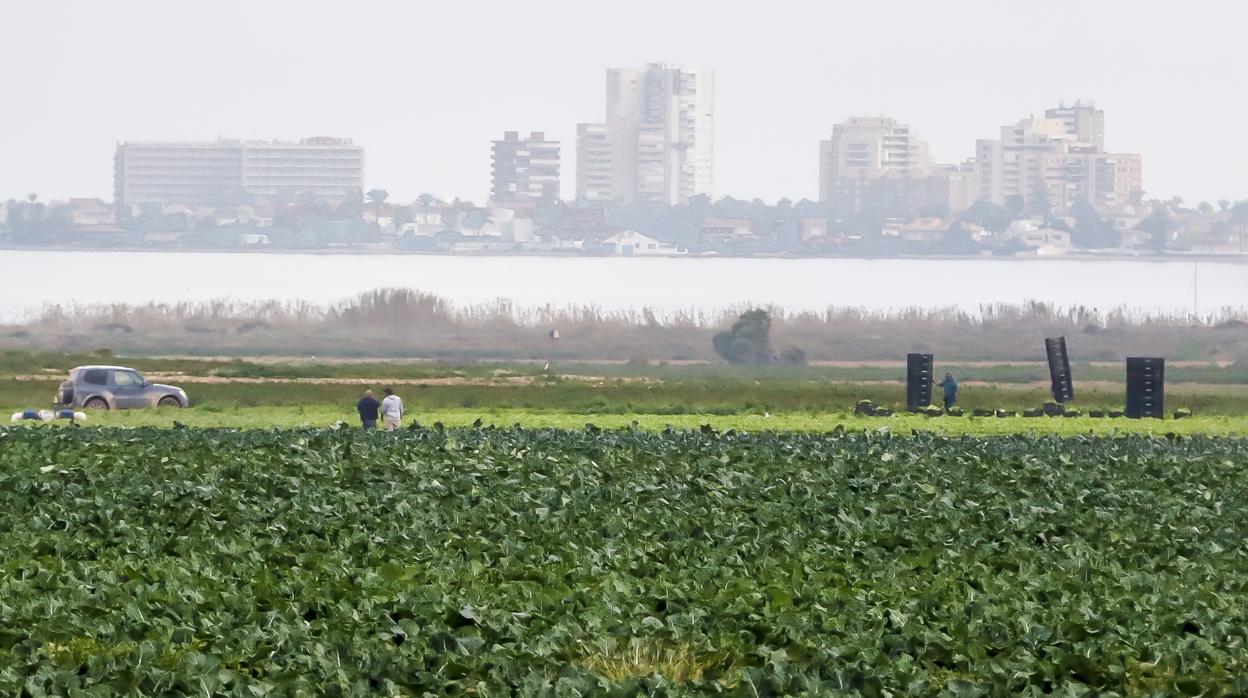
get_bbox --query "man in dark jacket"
[357,389,381,430]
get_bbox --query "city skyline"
[2,0,1245,205]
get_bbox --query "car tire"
[158,396,183,408]
[84,397,109,410]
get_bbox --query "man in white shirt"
[380,387,404,431]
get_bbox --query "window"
[113,370,143,387]
[83,369,108,386]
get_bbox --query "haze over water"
[1,250,1241,321]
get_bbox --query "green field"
[2,427,1246,694]
[9,406,1248,437]
[5,348,1245,436]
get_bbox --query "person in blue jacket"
[937,372,959,410]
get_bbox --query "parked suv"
[54,366,189,410]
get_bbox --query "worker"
[937,372,959,411]
[357,389,380,430]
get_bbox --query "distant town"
[3,63,1246,258]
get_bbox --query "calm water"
[0,250,1244,320]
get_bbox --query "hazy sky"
[3,0,1245,206]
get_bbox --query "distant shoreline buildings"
[817,101,1141,218]
[29,66,1241,256]
[114,137,364,208]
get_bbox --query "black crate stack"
[906,353,934,411]
[1045,337,1075,403]
[1125,357,1165,419]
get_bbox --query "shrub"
[712,309,774,365]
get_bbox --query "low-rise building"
[600,230,687,255]
[699,218,755,243]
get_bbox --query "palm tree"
[365,189,389,222]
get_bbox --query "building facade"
[114,137,364,207]
[575,123,613,202]
[819,116,930,192]
[818,116,969,215]
[576,63,714,205]
[973,104,1140,214]
[1044,101,1104,149]
[490,131,560,206]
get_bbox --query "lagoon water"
[0,249,1243,321]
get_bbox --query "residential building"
[600,229,687,255]
[819,116,968,216]
[699,218,755,243]
[114,137,364,207]
[65,198,116,226]
[575,124,613,202]
[1045,101,1104,149]
[490,131,560,206]
[576,63,714,205]
[1018,227,1074,254]
[974,105,1140,214]
[819,117,930,190]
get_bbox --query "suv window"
[112,370,142,387]
[82,369,108,386]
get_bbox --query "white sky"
[2,0,1245,206]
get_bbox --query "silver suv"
[55,366,189,410]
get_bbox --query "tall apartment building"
[490,131,560,206]
[816,116,976,214]
[818,117,930,204]
[576,63,714,205]
[974,104,1140,213]
[576,123,613,202]
[114,137,364,207]
[1045,101,1104,149]
[819,117,929,185]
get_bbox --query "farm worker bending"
[357,389,381,430]
[937,372,959,410]
[380,387,404,431]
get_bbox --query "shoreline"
[2,244,1246,264]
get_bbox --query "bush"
[1174,408,1193,419]
[712,309,774,365]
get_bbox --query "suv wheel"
[84,397,109,410]
[158,396,183,408]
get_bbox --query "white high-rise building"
[576,63,714,205]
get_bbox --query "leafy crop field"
[10,405,1248,436]
[2,426,1246,694]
